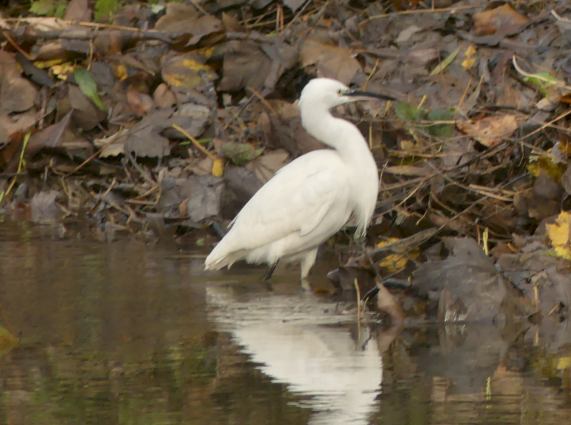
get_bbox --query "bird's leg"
[263,260,279,281]
[300,248,318,284]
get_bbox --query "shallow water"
[0,221,569,425]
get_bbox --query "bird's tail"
[204,242,243,271]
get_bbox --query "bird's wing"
[228,150,350,250]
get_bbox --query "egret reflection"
[207,285,382,425]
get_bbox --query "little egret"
[205,78,393,281]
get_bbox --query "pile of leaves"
[0,0,570,322]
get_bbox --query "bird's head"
[298,78,394,111]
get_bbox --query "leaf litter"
[0,0,570,332]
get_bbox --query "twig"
[171,123,217,161]
[361,4,479,24]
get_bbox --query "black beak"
[344,89,396,101]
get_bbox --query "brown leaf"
[456,115,518,148]
[0,53,37,114]
[123,109,171,158]
[64,0,91,21]
[218,40,296,93]
[153,83,176,109]
[155,4,222,47]
[473,4,529,37]
[68,85,106,130]
[27,111,72,157]
[126,86,154,117]
[300,36,361,84]
[283,0,305,12]
[260,100,323,155]
[247,149,289,182]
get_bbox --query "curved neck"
[301,106,370,161]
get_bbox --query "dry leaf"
[301,37,360,84]
[456,115,518,148]
[546,211,571,261]
[473,4,529,36]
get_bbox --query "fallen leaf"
[462,44,477,70]
[95,129,127,158]
[376,237,419,273]
[283,0,305,12]
[167,103,211,139]
[300,36,360,84]
[68,85,106,130]
[221,142,263,166]
[27,111,72,157]
[64,0,91,20]
[184,175,223,222]
[126,86,154,117]
[212,157,224,177]
[162,53,217,90]
[0,60,38,114]
[247,149,289,182]
[547,211,571,261]
[430,47,459,76]
[73,68,107,111]
[218,40,296,93]
[473,4,529,37]
[527,156,565,180]
[259,100,323,155]
[95,0,119,22]
[153,83,176,109]
[457,115,518,147]
[395,102,423,121]
[123,109,171,158]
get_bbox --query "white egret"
[205,78,393,281]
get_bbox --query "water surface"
[0,221,569,424]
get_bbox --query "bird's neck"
[301,106,379,237]
[301,107,371,162]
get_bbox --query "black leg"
[263,261,279,281]
[362,285,379,303]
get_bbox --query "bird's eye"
[337,89,343,95]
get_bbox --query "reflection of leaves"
[73,68,107,111]
[222,142,263,166]
[0,326,18,357]
[547,211,571,261]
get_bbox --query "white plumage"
[205,78,388,281]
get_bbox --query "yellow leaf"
[527,156,565,180]
[114,64,128,81]
[33,59,64,69]
[546,211,571,261]
[51,63,76,80]
[211,157,224,177]
[376,237,419,273]
[556,355,571,370]
[462,44,477,70]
